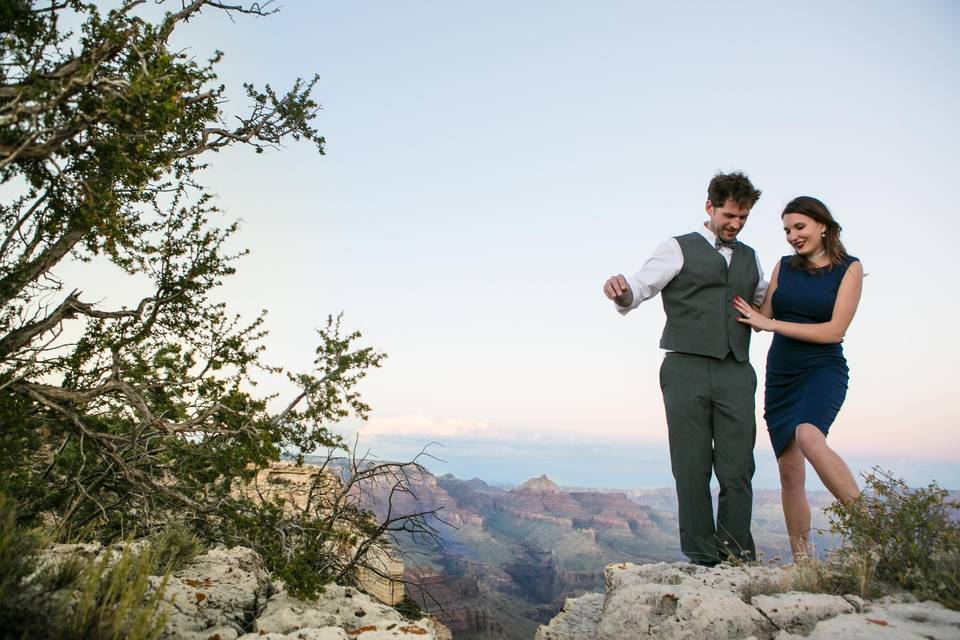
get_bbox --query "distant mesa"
[514,474,562,494]
[441,474,503,494]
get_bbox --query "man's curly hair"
[707,171,761,210]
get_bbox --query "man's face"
[706,198,750,242]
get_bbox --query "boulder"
[536,561,960,640]
[157,546,272,640]
[534,592,604,640]
[789,600,960,639]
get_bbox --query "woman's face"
[782,212,827,256]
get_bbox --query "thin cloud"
[359,414,537,442]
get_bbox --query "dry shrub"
[824,468,959,608]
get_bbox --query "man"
[603,171,766,565]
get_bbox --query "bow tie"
[715,239,739,250]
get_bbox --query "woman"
[732,196,863,560]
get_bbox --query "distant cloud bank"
[336,414,960,492]
[359,414,537,442]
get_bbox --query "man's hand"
[603,274,634,308]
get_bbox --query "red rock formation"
[491,475,658,532]
[569,492,656,531]
[495,475,585,524]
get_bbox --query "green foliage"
[826,468,960,608]
[216,497,343,600]
[0,0,396,602]
[395,593,425,620]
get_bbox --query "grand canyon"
[307,456,842,640]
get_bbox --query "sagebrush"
[826,467,960,608]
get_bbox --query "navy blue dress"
[765,255,859,458]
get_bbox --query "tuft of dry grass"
[1,493,175,640]
[56,547,170,640]
[738,573,791,603]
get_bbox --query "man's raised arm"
[603,239,683,315]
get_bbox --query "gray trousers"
[659,352,757,564]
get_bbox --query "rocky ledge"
[535,562,960,640]
[45,544,450,640]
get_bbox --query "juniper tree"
[0,0,439,598]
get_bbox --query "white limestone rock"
[238,620,447,639]
[537,561,960,640]
[253,584,403,633]
[250,591,344,632]
[157,546,272,640]
[752,591,855,635]
[605,561,790,595]
[40,543,450,640]
[250,585,449,640]
[843,594,871,613]
[597,583,775,639]
[153,545,449,640]
[42,542,103,562]
[797,601,960,640]
[239,632,347,640]
[594,563,779,639]
[534,592,604,640]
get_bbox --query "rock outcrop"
[535,562,960,640]
[158,546,272,639]
[244,585,450,640]
[42,543,450,640]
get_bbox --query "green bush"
[395,593,425,620]
[825,467,960,609]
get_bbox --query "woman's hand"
[733,296,775,332]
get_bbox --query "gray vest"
[659,232,760,362]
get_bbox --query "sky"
[64,2,960,490]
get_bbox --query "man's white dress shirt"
[616,223,769,315]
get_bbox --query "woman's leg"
[778,436,811,559]
[795,423,860,503]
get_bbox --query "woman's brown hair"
[783,196,848,272]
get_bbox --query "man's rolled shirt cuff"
[614,278,641,316]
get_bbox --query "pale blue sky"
[68,2,960,488]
